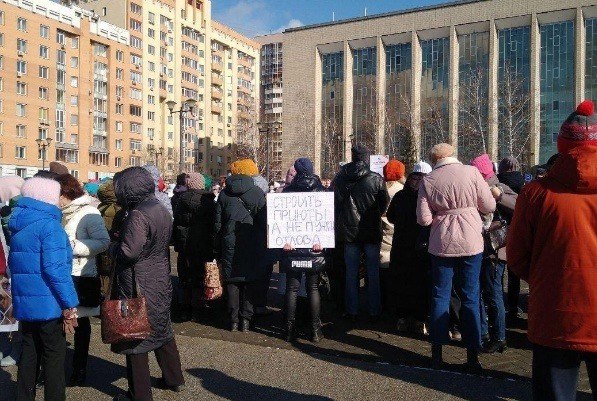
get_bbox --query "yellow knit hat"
[230,159,259,176]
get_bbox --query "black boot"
[465,348,483,375]
[431,344,443,370]
[240,318,250,333]
[285,321,296,342]
[311,325,323,343]
[481,340,507,354]
[230,322,239,332]
[36,366,45,389]
[67,368,87,387]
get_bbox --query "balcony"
[55,141,78,150]
[211,102,222,114]
[212,61,223,72]
[211,74,223,87]
[211,88,223,100]
[238,57,253,68]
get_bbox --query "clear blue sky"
[212,0,453,37]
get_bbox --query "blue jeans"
[480,259,506,342]
[344,243,381,316]
[533,344,597,401]
[430,254,482,350]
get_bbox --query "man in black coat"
[214,162,267,332]
[332,145,390,320]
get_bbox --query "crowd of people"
[0,100,595,401]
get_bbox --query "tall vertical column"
[449,26,460,150]
[376,36,386,154]
[576,7,586,104]
[529,13,541,166]
[487,19,499,159]
[343,41,354,161]
[314,48,323,173]
[411,31,422,161]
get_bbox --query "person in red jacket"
[508,100,597,401]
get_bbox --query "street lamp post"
[35,137,53,171]
[166,99,197,173]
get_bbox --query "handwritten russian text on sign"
[370,155,389,176]
[267,192,335,249]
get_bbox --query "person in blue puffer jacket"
[8,176,79,401]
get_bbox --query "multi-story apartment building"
[255,33,283,180]
[0,0,141,179]
[74,0,260,179]
[283,0,597,178]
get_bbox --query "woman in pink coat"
[417,143,496,373]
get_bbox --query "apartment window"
[70,134,78,144]
[57,50,66,66]
[129,18,142,32]
[71,57,78,68]
[168,132,173,140]
[17,17,27,32]
[130,140,141,151]
[71,37,78,49]
[70,96,78,106]
[38,128,48,139]
[16,103,26,117]
[71,114,78,125]
[148,78,155,87]
[116,50,124,62]
[129,88,142,100]
[92,43,106,56]
[131,71,142,84]
[0,55,3,70]
[55,130,66,142]
[40,25,49,39]
[16,124,26,138]
[17,39,27,53]
[17,61,27,75]
[0,11,4,25]
[115,157,122,167]
[101,7,107,16]
[115,139,123,150]
[148,28,155,38]
[115,121,123,132]
[148,45,155,55]
[147,111,155,121]
[147,95,155,105]
[116,68,124,80]
[116,104,124,114]
[15,146,26,159]
[55,110,64,128]
[39,45,49,59]
[39,108,48,121]
[39,66,49,79]
[116,86,123,98]
[0,78,2,91]
[148,62,155,72]
[130,36,142,49]
[56,31,65,45]
[16,82,27,95]
[0,122,3,135]
[130,3,142,15]
[130,122,141,133]
[147,128,154,140]
[39,87,49,100]
[70,77,78,88]
[0,33,4,47]
[148,12,155,25]
[129,105,142,117]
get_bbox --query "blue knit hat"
[294,158,314,175]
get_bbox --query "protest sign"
[267,192,335,249]
[370,155,389,176]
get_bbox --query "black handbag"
[485,210,508,255]
[72,276,102,308]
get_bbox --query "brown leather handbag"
[100,264,152,345]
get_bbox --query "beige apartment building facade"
[282,0,597,178]
[75,0,260,179]
[0,0,141,179]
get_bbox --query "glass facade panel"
[321,52,344,178]
[352,47,377,150]
[498,26,531,163]
[421,37,450,155]
[540,21,575,162]
[585,18,597,102]
[458,32,489,163]
[385,43,412,159]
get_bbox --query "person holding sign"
[279,158,327,343]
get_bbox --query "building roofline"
[212,20,261,49]
[285,0,490,33]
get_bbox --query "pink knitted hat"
[471,154,495,180]
[21,177,61,207]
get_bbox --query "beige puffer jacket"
[416,158,496,257]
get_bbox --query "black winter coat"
[332,161,390,244]
[280,174,327,273]
[110,167,174,355]
[214,175,267,283]
[173,189,216,263]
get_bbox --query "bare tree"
[234,101,267,176]
[498,63,531,164]
[385,87,418,167]
[420,96,450,156]
[459,65,489,162]
[351,79,378,153]
[320,115,344,179]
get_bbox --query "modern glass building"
[283,0,596,172]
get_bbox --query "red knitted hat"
[383,160,406,181]
[558,100,597,154]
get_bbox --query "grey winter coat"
[110,167,174,354]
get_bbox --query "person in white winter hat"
[413,161,433,175]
